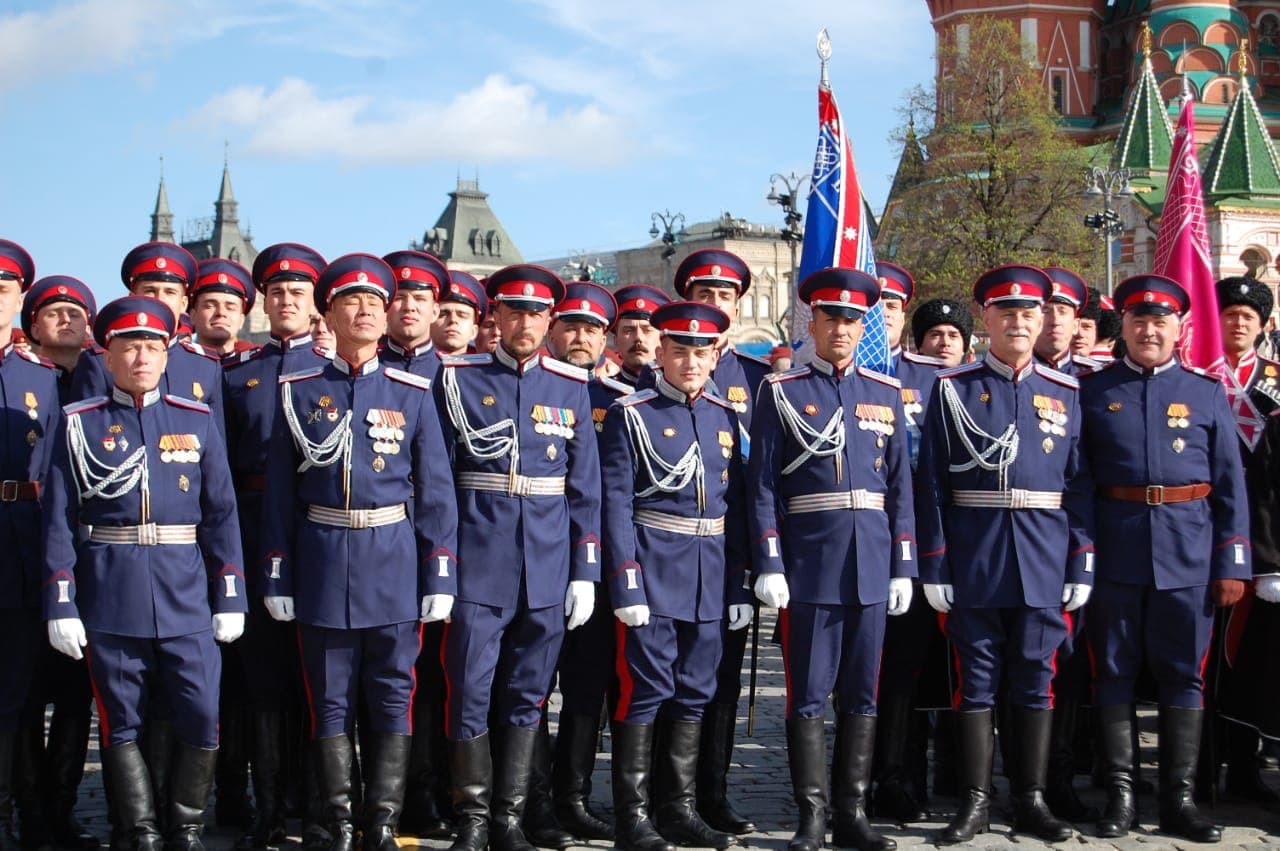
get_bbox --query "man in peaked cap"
[1034,268,1100,378]
[224,242,331,851]
[603,300,751,851]
[611,285,671,390]
[917,265,1093,845]
[431,271,486,356]
[672,249,767,836]
[43,295,247,851]
[434,264,601,851]
[749,269,915,851]
[22,275,95,396]
[874,261,914,372]
[381,250,447,382]
[191,259,257,362]
[1077,274,1249,843]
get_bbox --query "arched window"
[1242,246,1270,278]
[758,295,771,320]
[740,294,755,319]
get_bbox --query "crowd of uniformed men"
[0,235,1277,851]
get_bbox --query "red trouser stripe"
[613,621,634,722]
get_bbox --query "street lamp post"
[649,210,688,262]
[1083,166,1133,296]
[767,172,807,290]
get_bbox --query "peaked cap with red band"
[22,276,97,341]
[800,267,881,319]
[553,282,618,330]
[94,296,176,348]
[650,301,730,346]
[486,264,565,312]
[973,264,1052,308]
[613,283,671,320]
[1113,274,1189,317]
[192,258,256,311]
[443,271,488,322]
[315,254,396,313]
[253,243,326,290]
[1043,267,1089,313]
[673,249,750,297]
[875,260,915,304]
[120,242,198,289]
[0,240,35,290]
[382,250,448,297]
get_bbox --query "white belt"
[786,489,886,514]
[306,503,407,529]
[633,509,725,537]
[456,471,566,497]
[89,524,198,546]
[951,489,1062,510]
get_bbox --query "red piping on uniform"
[296,626,317,739]
[84,645,111,746]
[613,621,634,722]
[779,608,793,719]
[1198,639,1213,709]
[407,623,424,733]
[1049,610,1073,710]
[440,620,453,738]
[1223,592,1253,667]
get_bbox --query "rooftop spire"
[150,159,174,243]
[1203,57,1280,202]
[1111,28,1174,180]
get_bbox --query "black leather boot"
[1008,709,1072,841]
[830,714,894,851]
[489,726,536,851]
[611,722,673,851]
[398,697,450,839]
[300,740,333,851]
[14,716,52,851]
[785,718,827,851]
[930,712,958,797]
[521,719,571,849]
[870,696,926,823]
[101,742,162,851]
[164,743,217,851]
[694,704,754,836]
[1223,725,1280,804]
[141,723,174,834]
[214,708,254,831]
[360,733,410,851]
[1095,704,1137,838]
[1158,707,1222,843]
[1044,698,1099,822]
[236,712,285,851]
[654,719,736,849]
[0,730,25,851]
[551,712,612,840]
[315,736,356,851]
[44,708,98,851]
[447,733,490,851]
[937,710,992,845]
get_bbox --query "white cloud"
[185,75,635,166]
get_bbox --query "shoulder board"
[279,366,325,384]
[598,375,633,395]
[1071,354,1101,368]
[1032,363,1079,390]
[384,367,431,391]
[1258,355,1280,372]
[15,349,56,369]
[224,348,263,369]
[164,395,211,414]
[618,389,658,408]
[901,350,947,367]
[1078,359,1119,379]
[179,339,221,361]
[856,366,901,388]
[63,397,108,416]
[703,393,735,411]
[90,344,106,355]
[937,361,984,379]
[440,353,491,367]
[732,349,772,368]
[763,365,811,384]
[539,356,590,382]
[1180,363,1217,382]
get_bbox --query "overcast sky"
[1,0,935,297]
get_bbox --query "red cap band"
[1122,290,1180,312]
[129,255,187,283]
[262,258,320,283]
[808,287,870,311]
[0,256,24,281]
[683,264,743,288]
[493,280,556,304]
[395,266,441,293]
[105,310,169,341]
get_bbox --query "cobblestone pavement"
[68,611,1280,850]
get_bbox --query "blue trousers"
[0,610,38,732]
[298,621,421,738]
[557,592,616,717]
[944,606,1067,711]
[780,601,886,719]
[614,616,722,724]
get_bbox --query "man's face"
[496,303,548,359]
[325,292,387,349]
[104,338,168,395]
[807,309,864,366]
[264,280,313,338]
[613,317,660,372]
[1122,311,1179,368]
[431,302,478,354]
[548,318,606,367]
[32,303,89,350]
[983,304,1043,363]
[310,314,335,350]
[655,339,720,395]
[919,325,966,366]
[1035,301,1079,360]
[0,280,23,332]
[475,313,502,353]
[191,293,246,348]
[131,279,188,320]
[687,284,738,325]
[880,297,905,346]
[388,289,439,348]
[1220,305,1262,356]
[1072,318,1098,355]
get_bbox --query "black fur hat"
[1217,275,1274,322]
[911,298,973,351]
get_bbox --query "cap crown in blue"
[120,242,198,288]
[650,300,730,345]
[0,240,36,289]
[383,250,449,295]
[315,254,396,313]
[875,261,915,303]
[800,267,881,317]
[973,264,1052,307]
[253,243,327,290]
[94,296,177,348]
[614,284,671,319]
[1043,267,1089,311]
[193,258,256,311]
[23,276,97,338]
[486,264,565,311]
[1114,274,1189,317]
[443,271,488,321]
[554,282,618,330]
[674,249,750,297]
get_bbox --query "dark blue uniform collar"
[1123,354,1178,376]
[112,385,161,408]
[983,350,1035,382]
[810,355,856,379]
[494,343,540,374]
[331,354,380,377]
[385,338,435,358]
[269,332,314,350]
[655,371,704,405]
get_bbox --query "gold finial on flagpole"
[1140,21,1152,60]
[817,29,831,89]
[1239,38,1250,79]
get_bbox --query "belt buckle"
[696,517,713,536]
[0,481,16,503]
[513,476,533,497]
[1008,488,1029,510]
[350,509,370,530]
[137,523,158,546]
[1145,485,1164,506]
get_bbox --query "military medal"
[900,388,923,418]
[979,392,991,404]
[663,428,676,437]
[531,405,575,438]
[547,444,558,460]
[727,386,748,413]
[192,382,205,400]
[178,475,190,492]
[326,407,339,422]
[804,403,819,416]
[719,430,733,459]
[1033,395,1067,437]
[23,391,37,420]
[1042,437,1054,453]
[1172,437,1186,454]
[593,408,607,433]
[874,457,883,471]
[1167,403,1190,429]
[103,435,116,452]
[319,395,332,408]
[483,395,496,407]
[854,403,895,436]
[247,378,260,388]
[372,456,386,472]
[159,434,201,463]
[25,430,36,447]
[1107,401,1123,412]
[109,424,123,434]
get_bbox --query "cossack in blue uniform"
[611,285,670,390]
[380,250,448,382]
[1036,268,1102,379]
[876,261,914,373]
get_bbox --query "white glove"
[727,603,753,631]
[565,581,596,631]
[212,612,245,643]
[48,618,87,660]
[754,572,790,609]
[887,578,913,616]
[614,605,650,627]
[1256,576,1280,604]
[420,594,454,623]
[1061,583,1092,613]
[264,596,296,622]
[923,584,954,613]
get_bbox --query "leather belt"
[633,509,725,537]
[786,489,886,514]
[306,503,407,530]
[1100,483,1211,506]
[89,524,198,545]
[0,480,39,502]
[952,489,1063,509]
[456,471,566,497]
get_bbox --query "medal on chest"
[1033,394,1067,437]
[531,404,575,439]
[367,409,406,456]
